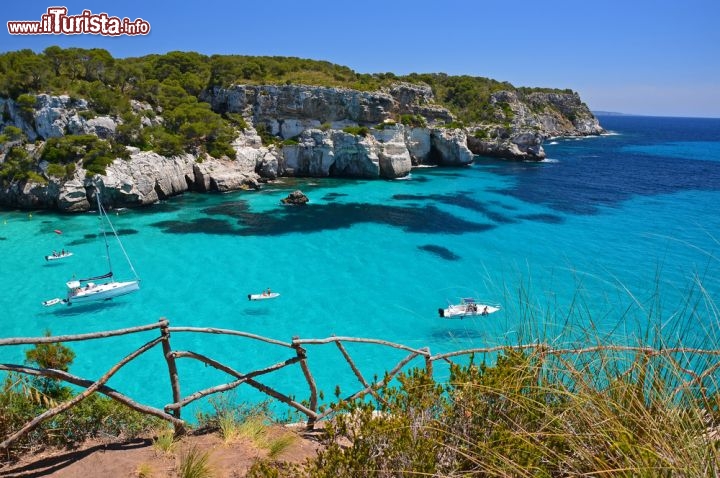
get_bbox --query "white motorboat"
[438,298,500,318]
[45,250,73,261]
[248,291,280,301]
[43,190,140,306]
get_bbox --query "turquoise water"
[1,115,719,416]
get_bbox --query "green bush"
[0,145,35,182]
[399,114,426,128]
[0,335,162,459]
[2,125,25,142]
[255,123,279,146]
[473,129,488,139]
[40,134,127,177]
[223,112,248,131]
[341,125,369,137]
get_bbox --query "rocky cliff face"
[201,83,454,133]
[0,82,600,211]
[465,90,603,160]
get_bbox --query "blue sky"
[2,0,719,117]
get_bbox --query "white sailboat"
[43,191,140,306]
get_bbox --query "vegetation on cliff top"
[0,47,580,181]
[0,47,574,126]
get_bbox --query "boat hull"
[248,292,280,301]
[45,252,73,261]
[439,304,500,318]
[67,280,140,304]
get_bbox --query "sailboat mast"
[96,191,114,274]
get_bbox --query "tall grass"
[177,445,213,478]
[151,427,176,454]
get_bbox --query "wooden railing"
[1,318,719,451]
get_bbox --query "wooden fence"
[1,318,719,451]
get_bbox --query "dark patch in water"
[116,228,139,236]
[84,233,98,240]
[66,238,92,246]
[418,244,461,261]
[202,201,250,219]
[321,192,348,201]
[393,192,516,224]
[516,213,564,224]
[151,202,493,236]
[152,218,237,235]
[0,237,5,240]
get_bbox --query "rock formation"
[0,81,602,211]
[281,190,309,205]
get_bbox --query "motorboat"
[45,250,73,261]
[438,298,500,318]
[248,291,280,300]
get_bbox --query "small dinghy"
[42,298,66,306]
[248,290,280,301]
[45,251,73,261]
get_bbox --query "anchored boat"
[438,298,500,318]
[43,190,140,307]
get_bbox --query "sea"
[1,114,719,419]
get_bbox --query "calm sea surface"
[1,114,719,416]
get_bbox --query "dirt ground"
[0,425,324,478]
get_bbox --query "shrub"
[473,129,488,139]
[78,110,96,120]
[15,93,37,117]
[0,339,163,459]
[2,125,25,142]
[255,123,279,146]
[341,125,369,137]
[223,112,248,131]
[399,114,426,128]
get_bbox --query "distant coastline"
[592,110,631,116]
[594,110,720,120]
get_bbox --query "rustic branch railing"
[0,318,718,451]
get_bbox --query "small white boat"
[438,298,500,318]
[45,251,73,261]
[42,298,65,306]
[248,291,280,301]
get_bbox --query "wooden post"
[160,318,184,435]
[292,336,318,430]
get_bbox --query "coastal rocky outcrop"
[0,81,602,211]
[281,190,309,205]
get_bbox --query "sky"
[2,0,719,118]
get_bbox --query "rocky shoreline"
[0,83,603,212]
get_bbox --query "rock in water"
[281,190,309,205]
